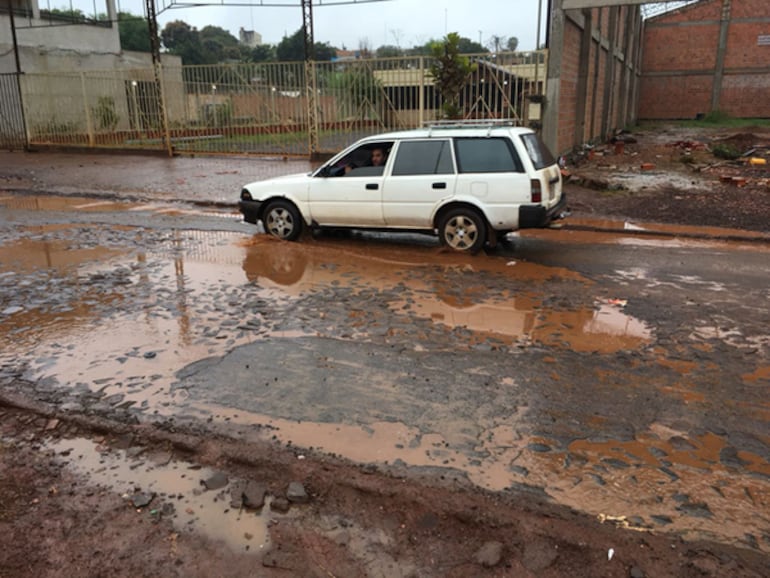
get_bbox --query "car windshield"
[520,133,556,170]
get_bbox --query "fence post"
[156,63,173,156]
[306,59,319,158]
[418,56,425,127]
[81,72,95,147]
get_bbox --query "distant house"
[0,0,179,73]
[239,27,262,48]
[639,0,770,119]
[333,49,362,62]
[0,0,183,145]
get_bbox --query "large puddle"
[44,437,272,553]
[2,216,767,553]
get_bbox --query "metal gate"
[13,50,546,157]
[0,73,27,150]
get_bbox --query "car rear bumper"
[519,193,568,229]
[239,200,263,224]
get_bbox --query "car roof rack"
[423,118,519,137]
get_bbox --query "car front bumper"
[239,199,263,225]
[519,193,568,229]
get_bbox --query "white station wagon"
[239,121,567,253]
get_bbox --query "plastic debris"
[607,298,628,307]
[506,261,517,266]
[608,548,615,561]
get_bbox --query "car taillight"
[530,179,542,203]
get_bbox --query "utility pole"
[7,0,29,150]
[302,0,319,158]
[144,0,173,156]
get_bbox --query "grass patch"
[637,116,770,130]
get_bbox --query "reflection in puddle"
[0,237,126,272]
[241,238,651,352]
[46,437,270,553]
[0,195,137,212]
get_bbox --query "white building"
[0,0,179,73]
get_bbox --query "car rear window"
[520,133,556,170]
[454,138,523,173]
[392,140,454,175]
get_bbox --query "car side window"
[391,140,454,176]
[326,141,393,177]
[454,138,524,173]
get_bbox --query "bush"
[93,96,120,131]
[711,143,741,160]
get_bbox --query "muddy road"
[0,191,768,576]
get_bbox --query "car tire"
[263,200,303,241]
[438,207,487,254]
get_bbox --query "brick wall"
[639,0,770,119]
[553,5,641,153]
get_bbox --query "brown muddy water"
[1,215,768,553]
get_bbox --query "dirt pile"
[564,126,770,232]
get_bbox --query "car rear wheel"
[438,207,487,254]
[263,200,303,241]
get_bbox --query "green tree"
[118,12,152,53]
[410,35,487,56]
[456,36,487,54]
[375,44,402,58]
[323,65,382,118]
[161,20,204,64]
[199,25,240,62]
[248,44,275,62]
[428,33,476,119]
[506,36,519,52]
[276,28,336,61]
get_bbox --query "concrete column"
[574,9,593,145]
[711,0,731,111]
[589,8,603,142]
[600,5,619,139]
[543,0,565,153]
[107,0,117,25]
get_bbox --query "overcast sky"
[59,0,549,51]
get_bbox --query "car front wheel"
[263,200,303,241]
[438,207,487,254]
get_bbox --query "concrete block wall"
[639,0,770,119]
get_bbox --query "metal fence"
[0,73,26,150]
[12,50,547,157]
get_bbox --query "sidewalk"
[0,150,313,206]
[2,150,769,244]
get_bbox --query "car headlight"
[241,189,253,201]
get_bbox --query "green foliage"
[711,143,741,160]
[42,8,87,22]
[428,33,476,119]
[375,45,403,58]
[161,20,205,64]
[324,65,382,117]
[33,118,81,136]
[201,101,233,127]
[410,35,488,56]
[276,28,336,62]
[248,44,276,63]
[701,110,731,124]
[92,96,120,131]
[118,12,152,53]
[507,37,519,52]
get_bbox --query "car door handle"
[432,182,447,189]
[366,183,379,190]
